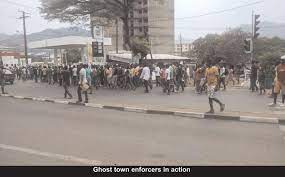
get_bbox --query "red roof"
[0,51,21,58]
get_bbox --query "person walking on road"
[176,64,185,92]
[271,57,285,105]
[140,63,151,93]
[77,64,89,104]
[258,66,266,95]
[250,61,259,92]
[72,65,78,86]
[219,65,227,90]
[33,66,38,83]
[165,64,172,95]
[155,65,161,87]
[0,65,7,94]
[205,61,225,114]
[86,65,92,94]
[62,66,73,99]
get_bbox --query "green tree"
[193,28,252,65]
[130,37,151,61]
[40,0,135,49]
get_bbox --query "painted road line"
[124,107,147,113]
[0,144,101,165]
[240,116,279,124]
[85,103,104,109]
[32,98,46,102]
[13,96,25,99]
[174,111,205,119]
[54,100,69,104]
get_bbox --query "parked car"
[4,69,15,84]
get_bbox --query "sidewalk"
[4,80,285,120]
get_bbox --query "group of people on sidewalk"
[1,55,285,113]
[194,63,239,94]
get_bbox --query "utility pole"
[115,18,119,54]
[251,11,254,63]
[179,33,183,56]
[18,11,30,65]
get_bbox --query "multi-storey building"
[175,43,195,56]
[93,0,175,55]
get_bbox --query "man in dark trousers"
[250,61,259,92]
[62,66,72,99]
[77,64,89,103]
[0,65,7,94]
[33,66,38,83]
[176,64,185,92]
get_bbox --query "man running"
[205,61,225,114]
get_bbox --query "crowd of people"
[1,56,285,112]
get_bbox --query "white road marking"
[0,144,101,165]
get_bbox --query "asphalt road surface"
[1,97,285,165]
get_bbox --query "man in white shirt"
[165,64,171,95]
[72,65,78,86]
[140,63,151,93]
[155,65,161,87]
[77,64,89,104]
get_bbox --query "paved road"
[1,97,285,165]
[6,80,283,114]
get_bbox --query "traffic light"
[253,14,261,39]
[244,38,252,54]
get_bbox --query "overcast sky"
[0,0,285,40]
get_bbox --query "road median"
[1,93,283,125]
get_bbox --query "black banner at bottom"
[1,166,285,177]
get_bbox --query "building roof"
[28,36,112,49]
[0,45,16,51]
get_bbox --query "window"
[143,0,148,5]
[130,11,134,18]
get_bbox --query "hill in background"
[240,21,285,39]
[0,27,91,50]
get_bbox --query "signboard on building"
[93,26,104,42]
[92,42,104,57]
[92,42,105,65]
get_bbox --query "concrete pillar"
[81,47,88,64]
[54,49,58,65]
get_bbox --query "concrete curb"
[1,93,282,125]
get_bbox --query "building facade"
[93,0,175,55]
[175,43,195,56]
